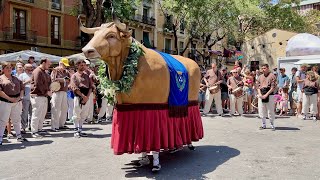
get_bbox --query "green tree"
[72,0,140,27]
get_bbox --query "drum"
[209,85,219,94]
[50,81,61,92]
[232,87,244,98]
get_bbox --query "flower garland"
[97,41,144,104]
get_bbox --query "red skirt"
[111,101,204,155]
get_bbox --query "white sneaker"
[138,157,150,167]
[152,164,161,172]
[302,115,307,120]
[270,125,275,131]
[312,116,317,122]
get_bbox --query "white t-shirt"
[18,73,32,100]
[295,70,306,90]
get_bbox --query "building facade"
[296,0,320,14]
[242,29,298,69]
[0,0,82,56]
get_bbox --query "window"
[143,31,152,48]
[142,6,149,23]
[179,41,184,54]
[13,9,27,40]
[51,0,61,10]
[51,16,61,45]
[180,20,185,34]
[165,38,172,52]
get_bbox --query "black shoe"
[79,132,88,137]
[259,126,266,130]
[169,147,183,153]
[17,137,28,142]
[188,144,196,151]
[59,126,69,129]
[21,129,27,134]
[0,141,2,145]
[152,164,161,172]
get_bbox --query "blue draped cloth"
[157,51,189,117]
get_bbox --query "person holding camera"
[256,64,277,131]
[50,58,70,131]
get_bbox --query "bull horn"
[78,15,100,34]
[111,7,127,32]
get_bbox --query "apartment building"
[295,0,320,14]
[0,0,82,56]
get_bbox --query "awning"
[143,33,153,48]
[0,50,61,63]
[294,59,320,65]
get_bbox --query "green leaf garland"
[97,41,144,104]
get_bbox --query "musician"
[301,71,319,121]
[295,64,307,117]
[50,58,70,131]
[70,59,93,138]
[0,62,27,145]
[256,64,277,131]
[203,63,223,116]
[227,69,244,116]
[30,57,52,138]
[84,60,96,123]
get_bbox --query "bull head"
[79,16,132,81]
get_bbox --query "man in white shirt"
[295,64,307,117]
[18,64,33,132]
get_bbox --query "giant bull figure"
[81,18,203,172]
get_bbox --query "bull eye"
[107,34,116,39]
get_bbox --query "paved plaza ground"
[1,114,320,180]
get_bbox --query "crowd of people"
[199,61,320,130]
[0,56,113,145]
[2,55,319,145]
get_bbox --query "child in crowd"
[279,88,289,116]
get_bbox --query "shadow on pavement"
[122,145,240,179]
[275,127,300,131]
[0,140,53,152]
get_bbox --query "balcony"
[50,2,61,11]
[163,22,174,33]
[3,27,37,44]
[130,14,155,26]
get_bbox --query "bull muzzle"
[82,46,101,59]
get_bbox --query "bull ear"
[78,15,100,34]
[120,30,132,39]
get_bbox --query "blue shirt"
[277,74,290,88]
[67,90,74,99]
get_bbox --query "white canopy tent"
[0,50,62,63]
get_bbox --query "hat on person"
[301,63,309,68]
[84,59,91,65]
[230,69,237,73]
[60,58,70,67]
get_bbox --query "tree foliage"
[73,0,140,27]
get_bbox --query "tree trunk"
[180,37,192,55]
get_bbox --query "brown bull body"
[117,44,200,104]
[81,20,203,157]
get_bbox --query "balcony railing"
[163,22,174,33]
[21,0,34,3]
[130,14,155,26]
[50,2,61,10]
[3,27,37,43]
